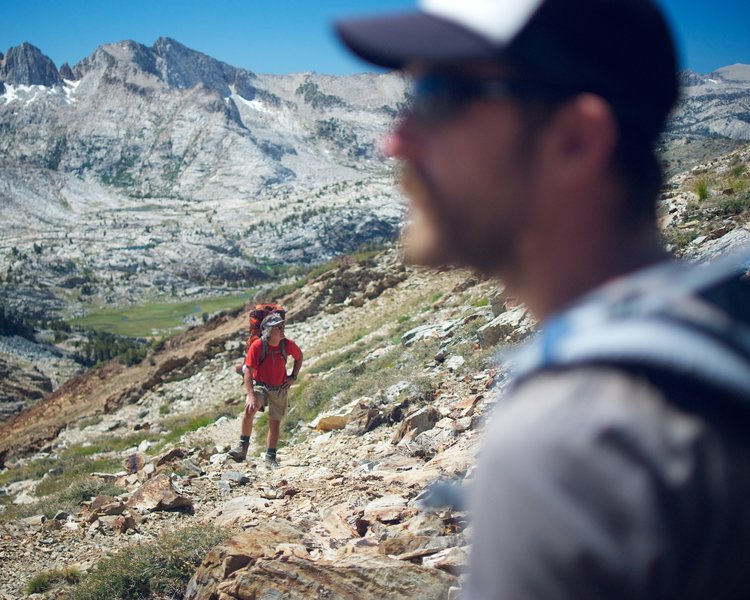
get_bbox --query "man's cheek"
[402,205,456,267]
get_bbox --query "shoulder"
[470,367,719,597]
[476,365,724,540]
[490,366,697,445]
[482,366,712,484]
[284,338,301,353]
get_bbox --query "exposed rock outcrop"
[0,43,60,86]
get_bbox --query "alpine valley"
[1,40,749,319]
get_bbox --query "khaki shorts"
[255,385,288,422]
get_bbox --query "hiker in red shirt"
[228,313,303,467]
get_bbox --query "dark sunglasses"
[406,73,519,125]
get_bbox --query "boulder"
[363,495,408,524]
[19,515,46,527]
[156,447,188,465]
[422,546,470,575]
[188,553,456,600]
[207,496,283,526]
[311,413,350,431]
[391,406,441,445]
[445,355,465,371]
[344,398,386,435]
[83,496,125,523]
[476,305,533,348]
[379,534,464,559]
[401,322,455,347]
[125,473,193,513]
[488,288,507,317]
[309,398,365,431]
[221,471,251,486]
[185,520,307,599]
[449,395,483,418]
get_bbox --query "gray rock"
[391,406,441,445]
[221,471,250,486]
[0,43,60,86]
[125,474,193,513]
[476,306,533,348]
[401,322,455,347]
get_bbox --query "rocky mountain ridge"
[0,39,406,320]
[2,39,750,322]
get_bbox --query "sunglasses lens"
[411,75,468,124]
[406,75,520,125]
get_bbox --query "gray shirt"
[468,367,750,600]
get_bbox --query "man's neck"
[509,225,670,322]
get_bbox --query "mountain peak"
[0,42,60,87]
[711,63,750,83]
[149,37,255,97]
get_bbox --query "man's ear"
[543,93,618,184]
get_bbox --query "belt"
[254,381,284,392]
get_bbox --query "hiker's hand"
[282,375,295,389]
[245,394,259,413]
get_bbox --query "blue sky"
[1,0,748,75]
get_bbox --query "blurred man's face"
[386,67,545,278]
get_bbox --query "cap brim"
[334,12,497,70]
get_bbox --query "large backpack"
[248,303,286,340]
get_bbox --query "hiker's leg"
[240,406,257,437]
[229,404,257,461]
[267,419,281,449]
[241,387,267,437]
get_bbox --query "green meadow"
[69,292,254,337]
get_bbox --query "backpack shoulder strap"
[510,253,750,403]
[258,339,288,366]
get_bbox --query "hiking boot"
[227,443,249,462]
[264,452,279,469]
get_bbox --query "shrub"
[25,566,81,594]
[661,227,700,254]
[694,178,711,201]
[716,192,750,216]
[70,524,231,599]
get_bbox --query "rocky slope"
[0,140,747,598]
[0,246,513,598]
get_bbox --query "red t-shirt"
[244,337,302,386]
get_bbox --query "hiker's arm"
[284,351,303,388]
[243,368,259,412]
